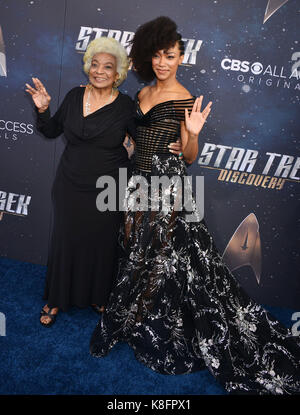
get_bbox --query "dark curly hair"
[129,16,185,82]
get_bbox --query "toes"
[40,316,50,324]
[43,305,50,313]
[51,308,58,315]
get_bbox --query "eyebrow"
[91,59,114,64]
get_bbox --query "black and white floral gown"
[90,93,300,395]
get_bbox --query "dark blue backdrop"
[0,0,299,307]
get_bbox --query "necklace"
[85,86,114,116]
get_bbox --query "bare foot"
[91,304,105,313]
[40,304,59,325]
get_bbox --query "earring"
[113,77,119,88]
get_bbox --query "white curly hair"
[83,37,129,87]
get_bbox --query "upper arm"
[126,97,136,141]
[126,114,136,141]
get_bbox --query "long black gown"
[36,87,135,311]
[90,93,300,395]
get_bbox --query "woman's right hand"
[123,134,135,159]
[25,77,51,112]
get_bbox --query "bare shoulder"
[138,86,151,100]
[174,85,193,100]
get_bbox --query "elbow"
[184,158,194,166]
[184,158,192,165]
[184,155,197,165]
[37,128,59,139]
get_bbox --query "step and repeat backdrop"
[0,0,299,308]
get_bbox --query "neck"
[154,76,179,92]
[90,85,114,100]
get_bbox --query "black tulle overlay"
[90,96,300,395]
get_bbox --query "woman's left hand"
[185,96,212,137]
[168,140,184,159]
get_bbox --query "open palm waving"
[185,96,212,137]
[25,77,51,112]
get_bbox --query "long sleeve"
[126,117,136,141]
[36,89,72,138]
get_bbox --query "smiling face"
[151,42,184,81]
[88,52,119,89]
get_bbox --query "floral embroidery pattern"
[90,96,300,395]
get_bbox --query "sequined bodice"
[134,93,196,172]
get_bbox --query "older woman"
[27,37,182,326]
[25,38,136,326]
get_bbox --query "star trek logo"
[263,0,289,24]
[75,26,203,65]
[222,213,261,284]
[198,143,300,189]
[0,25,7,77]
[0,190,31,221]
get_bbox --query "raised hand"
[184,96,212,137]
[25,77,51,112]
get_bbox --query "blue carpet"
[0,257,296,395]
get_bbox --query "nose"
[158,55,166,66]
[95,65,105,74]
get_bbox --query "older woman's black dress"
[36,87,135,311]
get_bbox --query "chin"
[91,81,111,89]
[155,73,170,81]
